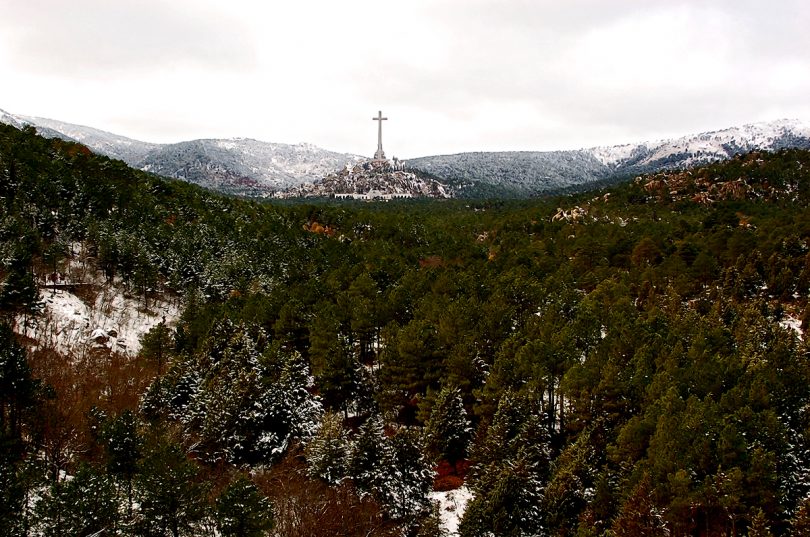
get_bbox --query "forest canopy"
[1,122,810,535]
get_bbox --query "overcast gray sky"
[1,0,808,158]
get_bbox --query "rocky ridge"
[277,159,452,200]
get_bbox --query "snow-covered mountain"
[588,119,810,170]
[408,150,610,198]
[3,108,809,198]
[139,138,364,195]
[0,109,159,163]
[409,119,810,197]
[0,109,363,196]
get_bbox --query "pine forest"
[3,122,810,536]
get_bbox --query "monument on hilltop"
[372,110,388,161]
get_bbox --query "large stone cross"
[373,110,387,161]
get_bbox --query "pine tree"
[102,410,142,515]
[461,393,551,537]
[134,440,208,537]
[349,415,433,523]
[34,465,120,537]
[792,497,810,536]
[0,450,30,537]
[215,475,274,537]
[610,473,665,537]
[424,383,471,473]
[0,262,41,323]
[305,411,350,484]
[747,508,774,537]
[350,414,391,497]
[0,322,38,444]
[140,321,172,375]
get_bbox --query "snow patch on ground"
[779,315,804,340]
[430,486,472,536]
[22,286,181,357]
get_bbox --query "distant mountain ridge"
[409,119,810,197]
[2,108,809,198]
[0,108,364,196]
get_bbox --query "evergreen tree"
[134,440,208,537]
[610,474,665,537]
[350,415,434,523]
[747,508,774,537]
[0,262,40,323]
[34,465,120,537]
[424,383,471,473]
[140,321,172,375]
[215,475,274,537]
[792,497,810,536]
[0,451,32,537]
[305,411,350,485]
[0,322,38,445]
[102,410,142,514]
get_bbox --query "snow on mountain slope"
[0,108,364,196]
[588,119,810,168]
[3,107,809,198]
[0,108,25,129]
[409,149,611,197]
[138,138,364,194]
[409,119,810,197]
[1,111,160,164]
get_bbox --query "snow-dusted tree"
[0,452,38,537]
[148,320,322,464]
[350,415,434,525]
[461,391,551,537]
[349,414,392,496]
[0,322,38,443]
[34,464,120,537]
[134,440,208,537]
[215,475,274,537]
[101,410,142,514]
[747,508,774,537]
[792,496,810,536]
[0,262,41,324]
[305,411,351,484]
[424,383,471,473]
[385,427,435,522]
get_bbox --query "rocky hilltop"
[277,159,451,200]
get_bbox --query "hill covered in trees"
[2,122,810,536]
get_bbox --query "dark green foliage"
[0,262,40,321]
[215,475,274,537]
[305,411,351,484]
[140,321,172,375]
[0,322,38,445]
[461,392,552,536]
[423,383,471,470]
[34,465,120,537]
[101,410,142,513]
[134,440,208,537]
[0,450,31,537]
[3,123,810,535]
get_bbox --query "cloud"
[0,0,807,155]
[0,0,255,76]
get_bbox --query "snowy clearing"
[430,486,472,536]
[20,285,182,357]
